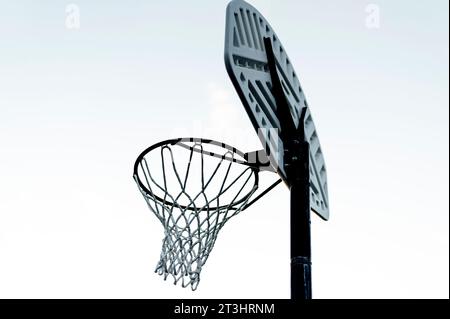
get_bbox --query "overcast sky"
[0,0,448,298]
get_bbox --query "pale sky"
[0,0,448,299]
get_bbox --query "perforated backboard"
[224,0,329,220]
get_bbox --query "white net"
[134,139,260,290]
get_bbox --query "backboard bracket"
[263,37,297,144]
[244,149,276,172]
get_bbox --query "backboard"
[224,0,329,220]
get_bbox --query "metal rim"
[133,138,260,211]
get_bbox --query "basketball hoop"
[133,138,281,290]
[132,0,330,299]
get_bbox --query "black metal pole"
[262,36,312,300]
[290,141,312,300]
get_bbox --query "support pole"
[263,36,312,300]
[290,140,312,300]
